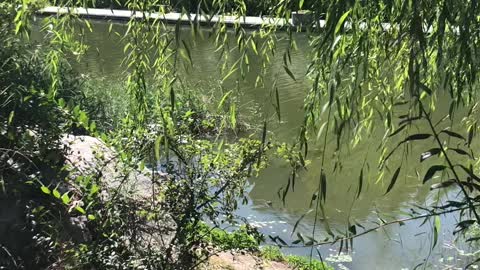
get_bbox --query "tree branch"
[280,203,480,248]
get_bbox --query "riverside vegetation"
[1,1,323,269]
[2,0,480,269]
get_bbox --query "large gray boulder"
[61,135,176,250]
[62,134,163,199]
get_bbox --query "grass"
[260,246,333,270]
[195,222,261,251]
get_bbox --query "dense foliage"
[0,2,86,268]
[3,0,480,269]
[2,1,276,269]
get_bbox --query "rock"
[61,134,176,252]
[61,134,161,199]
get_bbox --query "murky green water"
[34,17,478,269]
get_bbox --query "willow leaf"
[357,168,363,199]
[433,216,441,248]
[388,124,406,137]
[335,10,352,34]
[423,165,446,183]
[448,148,471,158]
[275,87,281,121]
[283,65,296,81]
[385,166,401,194]
[440,130,465,141]
[320,170,327,202]
[291,209,312,236]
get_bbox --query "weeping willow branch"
[283,203,480,249]
[418,100,480,224]
[309,100,333,262]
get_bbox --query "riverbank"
[204,248,333,270]
[38,6,291,29]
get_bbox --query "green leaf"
[230,103,236,129]
[84,20,93,32]
[155,136,162,162]
[87,214,96,220]
[257,121,267,168]
[8,111,14,125]
[283,65,296,81]
[276,236,287,246]
[348,224,357,235]
[170,87,176,111]
[53,189,61,198]
[291,239,302,245]
[402,133,432,143]
[335,10,352,34]
[181,40,193,66]
[384,134,432,163]
[320,170,327,202]
[433,216,441,248]
[61,193,70,204]
[79,111,89,127]
[250,39,258,55]
[357,168,363,199]
[89,121,97,132]
[388,125,406,137]
[299,0,305,9]
[57,98,65,107]
[385,166,401,194]
[282,178,290,206]
[90,184,99,196]
[40,186,51,195]
[291,209,312,236]
[179,49,191,65]
[217,91,232,111]
[448,148,471,158]
[423,165,446,183]
[275,87,281,122]
[440,130,465,141]
[75,206,86,214]
[468,124,475,146]
[222,66,238,82]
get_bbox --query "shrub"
[260,246,333,270]
[0,2,90,268]
[194,222,263,251]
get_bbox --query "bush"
[0,2,89,268]
[194,222,263,251]
[260,246,333,270]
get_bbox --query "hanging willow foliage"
[11,0,480,268]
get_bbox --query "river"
[34,17,478,269]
